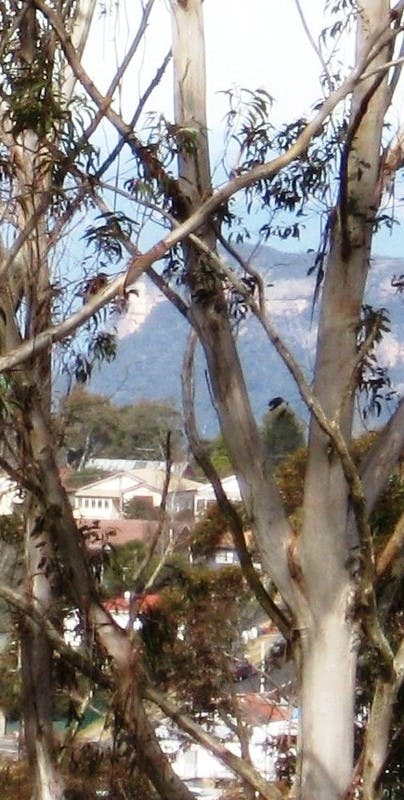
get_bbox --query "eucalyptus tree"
[0,3,194,800]
[0,2,403,800]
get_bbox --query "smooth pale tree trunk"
[170,0,297,607]
[298,2,391,798]
[10,102,66,793]
[298,606,357,798]
[170,3,396,800]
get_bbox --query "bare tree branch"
[182,330,292,637]
[361,398,404,513]
[144,684,285,800]
[294,0,333,92]
[34,0,182,203]
[376,510,404,579]
[62,0,98,102]
[96,48,172,180]
[361,639,404,798]
[78,0,158,154]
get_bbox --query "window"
[91,499,96,508]
[97,499,103,508]
[84,498,89,509]
[104,499,110,508]
[215,550,235,565]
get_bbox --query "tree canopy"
[59,387,184,464]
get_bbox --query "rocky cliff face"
[90,245,403,436]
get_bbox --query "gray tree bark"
[170,2,401,800]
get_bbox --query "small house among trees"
[70,469,203,520]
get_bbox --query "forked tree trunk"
[170,3,395,800]
[297,2,391,798]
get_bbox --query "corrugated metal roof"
[86,458,189,474]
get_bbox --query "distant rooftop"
[86,458,189,475]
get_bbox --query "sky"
[87,1,342,126]
[80,1,403,417]
[83,0,404,257]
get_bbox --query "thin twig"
[181,330,292,638]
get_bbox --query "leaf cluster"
[262,404,305,468]
[191,504,231,559]
[3,55,66,138]
[84,212,137,264]
[221,88,347,245]
[0,375,24,420]
[123,113,184,214]
[68,330,117,385]
[0,634,21,717]
[356,305,397,417]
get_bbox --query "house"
[156,696,297,786]
[102,591,164,630]
[64,589,166,646]
[70,469,202,521]
[200,530,243,567]
[190,526,259,570]
[77,517,160,549]
[194,475,242,517]
[71,471,159,519]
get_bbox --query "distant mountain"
[90,245,404,437]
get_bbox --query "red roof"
[103,593,163,615]
[104,596,130,613]
[77,517,159,548]
[237,694,291,725]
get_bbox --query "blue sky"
[82,1,404,258]
[74,2,403,420]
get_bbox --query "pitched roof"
[237,693,293,725]
[128,467,202,493]
[72,469,202,498]
[72,471,142,497]
[103,592,163,615]
[86,458,190,475]
[196,474,242,501]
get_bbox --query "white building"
[194,475,242,517]
[70,469,203,520]
[156,702,297,786]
